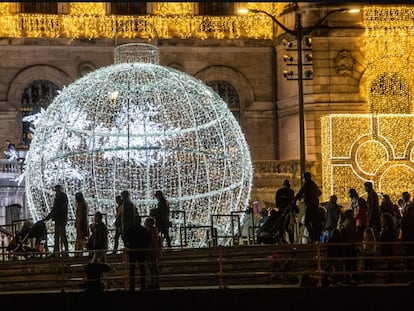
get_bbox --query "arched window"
[207,80,240,121]
[21,80,59,145]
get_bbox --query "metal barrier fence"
[0,242,413,293]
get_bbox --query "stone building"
[0,2,396,225]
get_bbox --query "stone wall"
[0,5,369,214]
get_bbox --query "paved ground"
[1,285,414,310]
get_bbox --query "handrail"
[0,242,413,293]
[0,159,21,174]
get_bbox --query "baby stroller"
[7,220,47,260]
[257,201,298,244]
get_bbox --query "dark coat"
[88,222,108,250]
[123,223,151,262]
[152,199,170,231]
[45,192,68,225]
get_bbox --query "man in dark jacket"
[294,172,322,243]
[275,179,296,244]
[120,190,137,242]
[323,195,342,241]
[365,181,381,236]
[44,184,69,255]
[123,214,151,291]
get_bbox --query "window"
[21,80,59,145]
[198,2,235,16]
[207,80,240,121]
[111,2,147,15]
[21,2,58,14]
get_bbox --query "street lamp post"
[243,5,347,183]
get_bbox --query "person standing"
[323,195,342,242]
[44,184,69,256]
[401,205,414,284]
[364,181,381,237]
[123,214,151,291]
[275,179,295,212]
[3,139,17,160]
[87,211,108,264]
[153,190,172,247]
[355,197,369,241]
[348,188,359,212]
[362,227,377,283]
[275,179,296,244]
[400,191,413,218]
[74,192,89,256]
[339,209,358,284]
[294,172,322,243]
[112,195,123,254]
[379,213,397,283]
[144,216,162,289]
[120,190,137,243]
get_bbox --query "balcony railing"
[0,159,22,175]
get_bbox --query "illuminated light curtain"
[0,2,13,14]
[0,2,274,39]
[322,6,414,204]
[0,2,19,37]
[322,114,414,203]
[246,2,278,16]
[24,44,253,248]
[69,2,107,15]
[152,2,194,15]
[363,6,414,113]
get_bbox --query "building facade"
[0,2,371,224]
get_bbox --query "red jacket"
[355,205,368,228]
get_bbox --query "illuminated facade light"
[24,43,253,248]
[321,114,414,203]
[322,6,414,204]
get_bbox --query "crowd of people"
[9,185,170,291]
[9,171,414,288]
[253,172,414,285]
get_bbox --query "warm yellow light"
[0,9,275,40]
[152,2,194,16]
[69,2,106,15]
[363,6,414,113]
[322,114,414,204]
[238,8,249,14]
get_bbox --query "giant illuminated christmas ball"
[24,43,253,247]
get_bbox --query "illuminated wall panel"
[322,114,414,203]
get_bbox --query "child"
[144,217,162,289]
[87,211,108,264]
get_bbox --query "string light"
[69,2,106,16]
[322,6,414,204]
[322,114,414,204]
[363,6,414,113]
[24,44,253,248]
[0,3,275,40]
[152,2,194,16]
